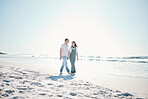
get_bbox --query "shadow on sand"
[48,74,75,81]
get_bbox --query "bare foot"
[71,73,75,75]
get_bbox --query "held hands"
[67,56,69,60]
[60,56,62,60]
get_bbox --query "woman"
[68,41,78,74]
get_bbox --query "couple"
[60,38,78,75]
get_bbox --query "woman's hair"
[72,41,77,48]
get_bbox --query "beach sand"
[0,61,135,99]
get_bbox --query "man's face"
[65,40,69,44]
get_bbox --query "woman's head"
[72,41,77,48]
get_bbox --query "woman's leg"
[70,59,76,73]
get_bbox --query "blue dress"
[70,47,76,73]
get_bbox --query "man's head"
[65,38,69,44]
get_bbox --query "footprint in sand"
[57,85,64,87]
[39,93,46,96]
[3,80,10,83]
[5,90,15,94]
[57,94,63,97]
[47,83,53,85]
[69,92,77,96]
[2,93,9,97]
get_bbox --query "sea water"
[0,54,147,79]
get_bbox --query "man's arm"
[67,47,71,59]
[60,48,62,60]
[67,51,70,59]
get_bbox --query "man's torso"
[61,43,68,57]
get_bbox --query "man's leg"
[60,58,64,73]
[63,56,70,73]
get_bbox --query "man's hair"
[65,38,69,41]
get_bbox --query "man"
[60,38,70,74]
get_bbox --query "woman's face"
[72,42,75,47]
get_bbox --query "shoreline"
[0,61,137,99]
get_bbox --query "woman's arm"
[76,48,78,60]
[76,52,78,61]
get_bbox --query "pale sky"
[0,0,148,56]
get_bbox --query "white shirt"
[69,46,78,53]
[60,43,68,56]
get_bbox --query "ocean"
[0,54,148,79]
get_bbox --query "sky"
[0,0,148,56]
